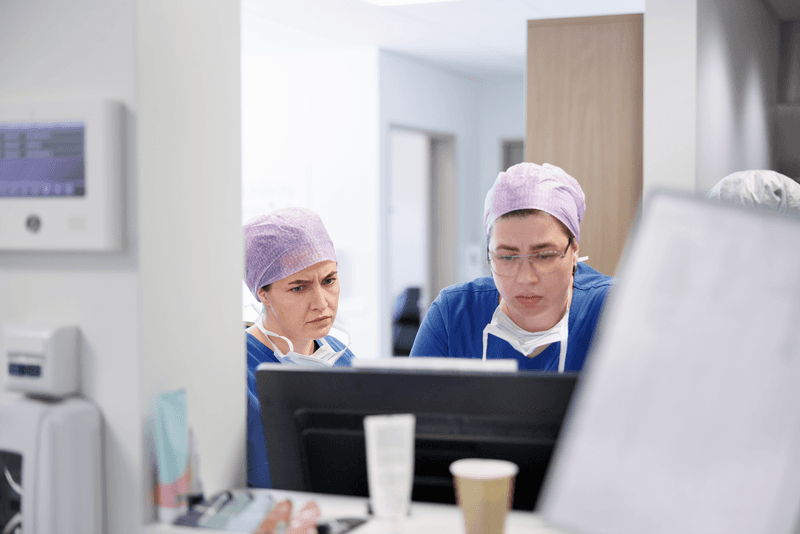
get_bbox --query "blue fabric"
[409,262,613,371]
[246,332,354,488]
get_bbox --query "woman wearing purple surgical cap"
[244,207,355,488]
[410,163,613,372]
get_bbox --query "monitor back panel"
[256,368,577,510]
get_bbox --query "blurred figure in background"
[706,170,800,215]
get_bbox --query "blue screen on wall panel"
[0,121,86,198]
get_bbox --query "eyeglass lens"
[489,239,571,277]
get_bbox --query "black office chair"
[391,287,421,356]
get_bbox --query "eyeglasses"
[488,238,572,277]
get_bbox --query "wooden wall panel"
[526,15,643,276]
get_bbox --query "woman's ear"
[256,287,270,307]
[572,242,579,275]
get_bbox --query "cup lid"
[449,458,519,480]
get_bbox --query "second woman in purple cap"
[410,163,613,372]
[244,207,355,488]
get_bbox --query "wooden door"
[526,15,643,276]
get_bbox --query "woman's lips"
[515,295,542,307]
[308,316,332,325]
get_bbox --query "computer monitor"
[255,365,577,510]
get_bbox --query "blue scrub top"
[246,332,354,488]
[409,262,613,371]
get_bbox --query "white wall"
[378,51,482,356]
[472,79,525,282]
[137,0,244,520]
[378,53,526,355]
[382,65,525,286]
[241,17,382,358]
[389,129,429,305]
[696,0,779,194]
[380,51,482,284]
[643,0,699,198]
[477,79,526,224]
[644,0,780,199]
[0,1,243,531]
[0,1,142,531]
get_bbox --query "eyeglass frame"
[487,237,574,277]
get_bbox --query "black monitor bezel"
[255,365,577,510]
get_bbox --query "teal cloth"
[155,389,188,484]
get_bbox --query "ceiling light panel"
[360,0,464,6]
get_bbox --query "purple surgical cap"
[484,162,586,243]
[245,207,336,299]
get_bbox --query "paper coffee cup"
[450,458,518,534]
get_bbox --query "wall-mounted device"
[3,324,79,398]
[0,323,102,534]
[0,100,123,251]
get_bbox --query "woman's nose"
[517,257,540,283]
[309,283,327,310]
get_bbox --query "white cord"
[2,512,21,534]
[4,467,22,497]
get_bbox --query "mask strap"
[558,317,568,373]
[558,284,573,373]
[255,313,294,357]
[328,325,352,354]
[482,305,508,361]
[317,325,351,364]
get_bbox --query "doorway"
[387,127,456,355]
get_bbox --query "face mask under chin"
[482,304,569,373]
[255,313,349,367]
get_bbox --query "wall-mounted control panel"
[0,100,123,251]
[3,324,79,398]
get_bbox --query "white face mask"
[254,312,350,367]
[482,305,569,373]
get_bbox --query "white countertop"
[142,489,574,534]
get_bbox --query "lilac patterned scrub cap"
[484,162,586,243]
[245,207,337,299]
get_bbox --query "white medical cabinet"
[0,324,103,534]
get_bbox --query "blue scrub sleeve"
[246,333,354,488]
[409,298,449,357]
[247,367,272,488]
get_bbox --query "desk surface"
[143,489,574,534]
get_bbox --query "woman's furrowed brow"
[288,271,338,285]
